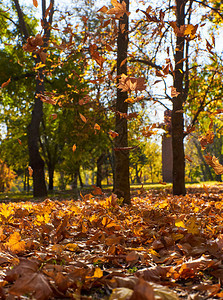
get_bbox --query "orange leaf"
[28,166,33,177]
[5,232,26,253]
[72,144,76,152]
[94,123,100,130]
[93,267,103,278]
[1,78,11,88]
[79,113,87,123]
[97,5,108,13]
[108,130,119,138]
[33,0,38,7]
[18,139,22,145]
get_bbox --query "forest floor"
[0,183,223,299]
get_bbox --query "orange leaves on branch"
[37,93,57,105]
[117,74,146,93]
[169,21,198,39]
[204,154,223,175]
[142,124,158,138]
[89,44,105,68]
[1,78,11,89]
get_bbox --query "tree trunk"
[14,0,54,197]
[172,0,186,195]
[48,163,54,191]
[28,75,47,197]
[96,153,105,188]
[114,0,130,204]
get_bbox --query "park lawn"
[0,184,222,298]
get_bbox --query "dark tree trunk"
[78,170,83,188]
[48,163,54,191]
[114,0,130,204]
[135,164,141,184]
[14,0,54,197]
[28,74,47,197]
[96,153,105,188]
[172,0,186,195]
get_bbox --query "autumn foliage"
[0,187,223,299]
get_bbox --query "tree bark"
[172,0,186,195]
[96,153,105,188]
[28,67,47,197]
[114,0,130,204]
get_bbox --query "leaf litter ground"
[0,186,223,299]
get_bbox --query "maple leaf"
[106,0,131,19]
[117,74,146,92]
[204,154,223,175]
[5,232,26,254]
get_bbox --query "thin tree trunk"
[48,163,54,191]
[114,0,130,204]
[96,153,105,188]
[172,0,186,195]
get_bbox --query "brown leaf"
[171,86,180,98]
[107,0,131,19]
[1,78,11,88]
[204,154,223,175]
[23,34,43,52]
[9,272,52,300]
[129,278,155,300]
[135,266,169,282]
[97,5,108,13]
[117,74,146,92]
[89,44,105,68]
